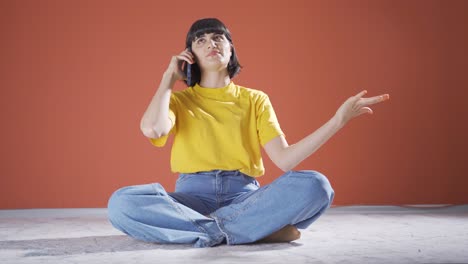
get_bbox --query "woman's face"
[191,32,232,72]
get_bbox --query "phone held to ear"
[187,64,191,86]
[186,48,192,86]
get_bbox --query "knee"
[107,187,130,225]
[288,170,335,207]
[107,185,145,225]
[107,183,167,226]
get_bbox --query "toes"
[295,230,301,240]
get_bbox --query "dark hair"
[183,18,242,87]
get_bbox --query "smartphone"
[187,63,191,86]
[186,47,192,86]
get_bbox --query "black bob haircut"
[183,18,242,87]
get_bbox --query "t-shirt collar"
[192,81,236,100]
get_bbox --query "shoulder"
[235,84,269,101]
[172,87,192,96]
[170,87,194,101]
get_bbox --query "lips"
[207,50,220,56]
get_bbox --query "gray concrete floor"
[1,205,467,264]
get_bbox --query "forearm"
[140,72,176,138]
[282,115,344,171]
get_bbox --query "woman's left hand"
[334,90,390,127]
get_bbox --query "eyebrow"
[194,33,224,40]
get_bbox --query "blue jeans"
[107,170,334,248]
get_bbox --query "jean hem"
[152,183,225,247]
[199,221,226,247]
[209,214,233,245]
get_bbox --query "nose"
[207,39,217,49]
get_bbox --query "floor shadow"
[0,235,302,257]
[0,235,191,257]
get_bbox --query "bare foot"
[256,225,301,243]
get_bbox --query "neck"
[199,70,231,88]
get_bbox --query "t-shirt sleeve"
[256,94,285,146]
[148,94,177,147]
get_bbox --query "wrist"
[162,72,177,87]
[331,114,345,129]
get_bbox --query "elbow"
[140,127,156,138]
[276,150,295,172]
[140,123,170,139]
[271,147,294,172]
[279,166,293,173]
[140,116,173,139]
[141,127,171,139]
[277,161,293,172]
[140,119,154,138]
[140,127,169,139]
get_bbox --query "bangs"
[185,18,232,47]
[191,28,226,42]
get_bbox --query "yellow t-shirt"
[149,81,285,177]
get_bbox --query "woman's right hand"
[164,49,195,82]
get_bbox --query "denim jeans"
[107,170,334,248]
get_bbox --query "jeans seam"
[214,182,272,225]
[151,183,222,246]
[210,214,232,245]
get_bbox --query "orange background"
[1,0,466,209]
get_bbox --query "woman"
[108,18,390,248]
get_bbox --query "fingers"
[176,54,194,65]
[353,89,390,105]
[173,49,195,65]
[354,90,390,101]
[355,90,367,99]
[358,107,373,115]
[360,94,390,106]
[181,49,195,64]
[350,91,389,119]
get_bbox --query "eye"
[214,35,223,41]
[196,38,205,44]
